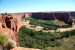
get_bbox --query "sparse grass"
[0,34,8,45]
[42,36,75,50]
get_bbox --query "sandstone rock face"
[0,13,24,46]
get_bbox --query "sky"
[0,0,75,13]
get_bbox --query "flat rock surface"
[10,47,40,50]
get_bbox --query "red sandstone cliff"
[0,13,24,46]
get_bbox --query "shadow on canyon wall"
[31,12,75,25]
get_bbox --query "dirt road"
[57,25,75,32]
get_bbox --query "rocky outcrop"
[71,12,75,16]
[0,13,24,46]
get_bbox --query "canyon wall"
[31,12,72,25]
[0,13,24,46]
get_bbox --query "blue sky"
[0,0,75,13]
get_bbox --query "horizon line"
[0,11,75,13]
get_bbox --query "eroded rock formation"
[0,13,24,46]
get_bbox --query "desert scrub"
[42,36,75,50]
[18,26,61,49]
[0,34,8,45]
[60,30,75,38]
[0,34,8,50]
[29,18,71,28]
[0,34,16,50]
[29,18,59,27]
[5,39,16,50]
[18,26,75,49]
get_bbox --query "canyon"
[0,12,75,50]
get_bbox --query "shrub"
[5,39,16,50]
[0,34,8,50]
[43,26,57,30]
[0,34,8,45]
[0,34,16,50]
[60,30,75,38]
[62,24,71,28]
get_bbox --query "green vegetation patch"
[0,34,8,45]
[18,26,61,49]
[29,18,60,27]
[28,18,71,28]
[60,30,75,38]
[42,36,75,50]
[18,26,75,49]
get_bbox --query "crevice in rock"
[2,24,5,28]
[12,27,14,31]
[5,17,11,29]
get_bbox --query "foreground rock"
[0,13,24,46]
